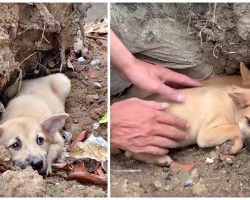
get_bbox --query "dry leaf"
[68,143,107,162]
[67,131,88,152]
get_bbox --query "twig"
[37,22,50,47]
[19,52,37,67]
[198,20,208,44]
[213,43,237,59]
[212,43,220,59]
[15,52,38,95]
[219,44,237,54]
[86,35,107,40]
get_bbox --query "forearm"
[110,29,136,72]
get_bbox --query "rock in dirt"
[0,168,45,197]
[153,180,164,189]
[191,179,207,195]
[90,59,100,66]
[74,38,84,54]
[86,94,99,104]
[94,82,102,89]
[0,145,12,169]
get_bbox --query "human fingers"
[156,110,188,129]
[132,98,169,110]
[161,68,201,87]
[130,145,169,155]
[154,83,185,102]
[132,135,180,148]
[153,123,186,140]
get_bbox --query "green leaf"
[99,112,108,124]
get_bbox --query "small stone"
[184,178,193,187]
[90,59,100,66]
[73,39,83,53]
[165,185,171,191]
[0,145,12,169]
[153,181,163,189]
[94,82,102,88]
[84,75,88,80]
[86,94,99,104]
[77,56,85,62]
[73,119,78,124]
[92,122,100,130]
[192,180,207,195]
[131,182,141,188]
[205,157,214,164]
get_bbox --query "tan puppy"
[124,63,250,165]
[0,73,71,175]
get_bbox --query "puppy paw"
[219,138,243,155]
[219,140,234,154]
[154,155,172,166]
[46,165,52,176]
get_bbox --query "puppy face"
[229,92,250,151]
[0,114,68,174]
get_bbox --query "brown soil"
[111,132,250,197]
[43,37,107,197]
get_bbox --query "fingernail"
[160,103,169,109]
[177,94,185,102]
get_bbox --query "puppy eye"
[37,136,44,145]
[9,141,21,150]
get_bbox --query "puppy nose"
[30,157,43,171]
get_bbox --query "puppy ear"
[41,113,69,136]
[228,92,250,108]
[240,62,250,87]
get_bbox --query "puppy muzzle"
[14,156,48,174]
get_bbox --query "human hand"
[120,58,201,102]
[110,98,188,155]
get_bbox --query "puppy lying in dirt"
[122,62,250,165]
[0,73,71,175]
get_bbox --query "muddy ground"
[111,128,250,197]
[111,146,250,197]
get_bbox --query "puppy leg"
[49,73,71,102]
[111,145,122,154]
[197,124,243,154]
[125,151,172,166]
[46,135,64,175]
